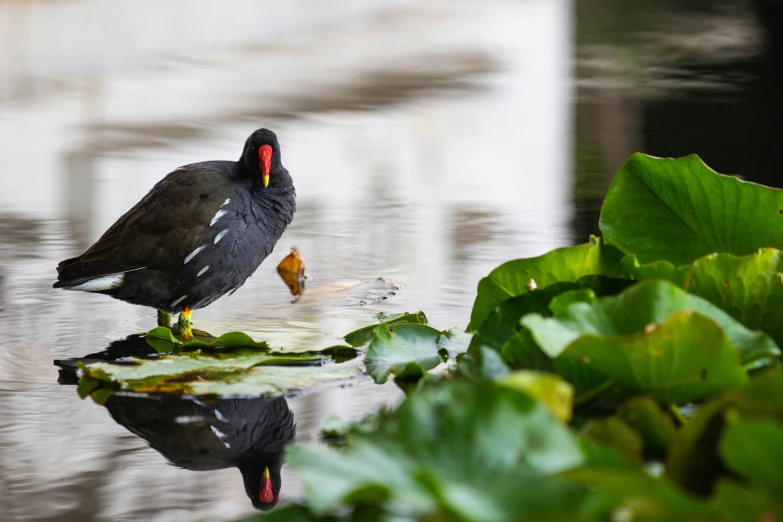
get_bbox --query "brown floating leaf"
[277,246,306,303]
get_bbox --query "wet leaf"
[78,349,358,398]
[469,236,626,331]
[143,327,270,353]
[343,312,428,348]
[340,278,401,307]
[277,246,307,303]
[437,328,472,360]
[600,153,783,266]
[364,324,442,384]
[624,248,783,349]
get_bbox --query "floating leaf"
[600,153,783,266]
[77,348,358,398]
[437,328,472,360]
[469,237,626,331]
[364,324,442,384]
[624,248,783,348]
[343,312,428,348]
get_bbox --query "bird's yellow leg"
[157,310,172,327]
[178,308,194,339]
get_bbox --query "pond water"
[1,0,780,520]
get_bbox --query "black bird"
[54,128,296,335]
[105,394,295,511]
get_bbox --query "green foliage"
[191,152,783,520]
[600,153,783,265]
[469,237,626,331]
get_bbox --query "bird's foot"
[178,308,194,339]
[157,310,172,327]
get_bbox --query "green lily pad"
[343,312,429,348]
[617,396,677,459]
[522,279,779,369]
[143,326,269,353]
[470,276,633,355]
[77,348,359,399]
[599,153,783,266]
[584,416,644,464]
[364,323,442,384]
[719,418,783,499]
[561,468,716,520]
[437,328,472,360]
[469,236,626,332]
[498,371,574,423]
[665,368,783,495]
[624,248,783,349]
[286,380,586,520]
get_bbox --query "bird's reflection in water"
[55,335,295,511]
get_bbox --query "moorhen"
[54,128,296,334]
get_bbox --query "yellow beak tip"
[262,175,270,188]
[263,467,270,479]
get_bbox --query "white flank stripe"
[221,198,231,207]
[197,265,210,277]
[171,295,187,307]
[210,425,227,440]
[214,409,226,421]
[184,245,205,264]
[70,273,125,292]
[210,209,227,226]
[214,230,229,244]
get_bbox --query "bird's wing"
[56,163,236,284]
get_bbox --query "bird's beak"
[259,467,274,503]
[262,173,270,188]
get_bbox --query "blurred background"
[0,0,781,520]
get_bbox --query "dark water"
[1,1,781,520]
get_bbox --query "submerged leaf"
[600,153,783,265]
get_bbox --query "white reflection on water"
[0,0,571,519]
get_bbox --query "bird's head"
[241,128,291,189]
[239,460,283,511]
